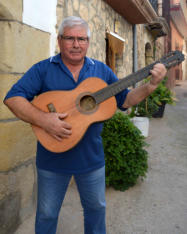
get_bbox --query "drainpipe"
[133,24,138,87]
[158,0,162,17]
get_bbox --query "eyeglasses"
[60,36,89,45]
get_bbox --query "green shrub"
[102,112,148,191]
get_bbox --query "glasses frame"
[60,35,89,45]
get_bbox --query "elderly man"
[4,16,166,234]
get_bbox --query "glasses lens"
[61,36,88,44]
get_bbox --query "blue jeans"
[35,166,106,234]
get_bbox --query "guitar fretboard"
[93,50,184,104]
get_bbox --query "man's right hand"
[42,112,72,141]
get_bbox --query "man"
[4,16,166,234]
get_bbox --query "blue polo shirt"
[4,53,129,174]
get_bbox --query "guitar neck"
[93,50,184,104]
[93,62,156,104]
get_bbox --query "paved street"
[15,81,187,234]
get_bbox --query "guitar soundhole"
[80,95,97,112]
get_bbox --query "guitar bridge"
[47,103,57,112]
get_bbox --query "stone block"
[0,162,35,233]
[67,1,74,17]
[0,192,21,234]
[0,121,36,171]
[73,0,79,11]
[58,0,64,7]
[0,73,21,119]
[0,21,50,74]
[0,0,22,21]
[79,3,89,22]
[0,173,8,201]
[17,163,35,208]
[56,6,63,29]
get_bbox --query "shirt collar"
[50,53,95,67]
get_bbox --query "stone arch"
[145,42,153,65]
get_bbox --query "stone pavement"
[15,81,187,234]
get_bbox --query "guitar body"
[32,77,117,153]
[31,51,185,153]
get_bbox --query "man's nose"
[72,38,80,47]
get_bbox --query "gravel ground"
[15,81,187,234]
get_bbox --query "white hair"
[58,16,91,38]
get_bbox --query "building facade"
[169,0,187,86]
[162,0,187,87]
[0,0,182,233]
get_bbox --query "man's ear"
[57,35,61,48]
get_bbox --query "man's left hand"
[150,63,167,87]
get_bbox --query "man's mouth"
[70,50,81,54]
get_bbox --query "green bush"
[102,112,148,191]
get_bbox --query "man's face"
[58,26,89,65]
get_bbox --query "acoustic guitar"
[31,50,184,153]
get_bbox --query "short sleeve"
[4,63,43,102]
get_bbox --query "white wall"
[23,0,57,55]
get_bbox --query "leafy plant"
[102,112,148,191]
[130,97,158,118]
[150,77,175,105]
[130,76,175,118]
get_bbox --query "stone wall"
[56,0,133,78]
[0,0,50,233]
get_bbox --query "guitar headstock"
[160,50,185,69]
